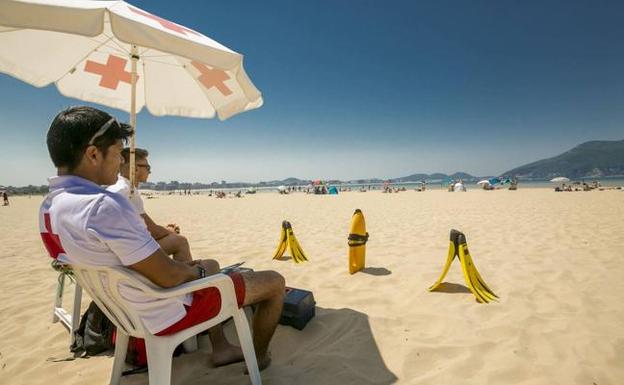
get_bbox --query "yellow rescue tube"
[348,209,369,274]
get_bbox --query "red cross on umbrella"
[84,55,136,90]
[129,6,201,37]
[192,61,233,96]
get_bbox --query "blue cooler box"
[279,287,315,330]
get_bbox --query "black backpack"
[70,301,115,356]
[70,301,183,370]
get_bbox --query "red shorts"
[156,272,245,336]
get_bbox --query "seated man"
[40,106,284,370]
[108,147,191,262]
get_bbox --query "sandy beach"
[1,188,623,385]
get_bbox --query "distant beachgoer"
[107,147,192,263]
[2,191,8,206]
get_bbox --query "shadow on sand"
[430,282,471,294]
[125,307,398,385]
[361,267,392,276]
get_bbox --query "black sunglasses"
[136,164,151,172]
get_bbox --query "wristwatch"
[196,265,206,279]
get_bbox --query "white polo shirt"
[107,175,145,215]
[39,175,191,334]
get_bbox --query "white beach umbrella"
[550,177,570,183]
[0,0,263,187]
[476,180,490,185]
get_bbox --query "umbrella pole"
[129,45,138,195]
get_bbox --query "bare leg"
[189,259,245,366]
[207,326,244,367]
[241,271,285,370]
[157,233,192,263]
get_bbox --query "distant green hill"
[393,172,477,182]
[503,140,624,179]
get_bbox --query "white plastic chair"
[71,264,261,385]
[52,271,83,345]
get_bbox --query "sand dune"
[1,188,623,384]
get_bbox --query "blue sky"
[1,0,623,186]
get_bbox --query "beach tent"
[0,0,262,188]
[328,186,338,195]
[550,177,570,183]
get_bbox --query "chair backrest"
[71,264,156,338]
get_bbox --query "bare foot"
[244,352,271,374]
[257,354,272,371]
[210,344,244,367]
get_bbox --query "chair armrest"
[138,273,236,299]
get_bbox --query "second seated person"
[108,147,192,262]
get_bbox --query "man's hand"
[129,248,202,288]
[184,259,220,274]
[166,223,181,234]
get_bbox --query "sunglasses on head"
[88,117,117,146]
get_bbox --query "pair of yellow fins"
[272,221,308,263]
[429,229,498,303]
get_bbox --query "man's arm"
[129,248,199,288]
[141,213,173,240]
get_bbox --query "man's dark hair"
[121,147,149,164]
[47,106,133,171]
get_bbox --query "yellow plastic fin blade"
[293,237,308,262]
[286,229,303,263]
[429,241,456,291]
[272,227,288,259]
[290,232,308,263]
[459,243,494,303]
[469,260,498,299]
[458,244,489,303]
[460,244,498,300]
[466,263,496,302]
[286,230,297,263]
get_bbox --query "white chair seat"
[71,264,261,385]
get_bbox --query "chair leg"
[145,337,174,385]
[232,309,262,385]
[52,273,65,323]
[70,284,82,345]
[110,331,129,385]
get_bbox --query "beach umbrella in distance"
[488,177,501,185]
[0,0,263,188]
[550,177,570,183]
[477,180,490,185]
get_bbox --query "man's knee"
[202,259,220,274]
[174,233,189,248]
[242,270,285,304]
[265,271,285,295]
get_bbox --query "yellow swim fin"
[284,222,308,264]
[457,233,498,303]
[428,229,460,291]
[272,221,289,260]
[429,230,498,304]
